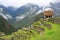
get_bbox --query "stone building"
[44,8,54,18]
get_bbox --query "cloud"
[52,0,60,3]
[0,13,8,20]
[5,14,13,19]
[0,13,13,20]
[0,0,60,8]
[16,15,26,21]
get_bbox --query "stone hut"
[44,8,54,18]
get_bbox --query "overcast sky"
[0,0,60,8]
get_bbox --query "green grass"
[43,23,60,40]
[0,20,60,40]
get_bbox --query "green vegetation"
[0,16,14,34]
[0,18,60,40]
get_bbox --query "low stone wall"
[54,18,60,24]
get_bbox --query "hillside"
[0,18,60,40]
[0,16,14,34]
[13,12,43,29]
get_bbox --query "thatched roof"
[44,8,53,11]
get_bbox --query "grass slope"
[0,19,60,40]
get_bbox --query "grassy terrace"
[0,18,60,40]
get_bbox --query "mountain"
[0,4,43,30]
[15,3,41,16]
[11,3,43,29]
[0,16,14,34]
[0,4,42,24]
[1,3,60,30]
[15,3,42,21]
[13,12,43,29]
[0,5,16,24]
[7,6,17,17]
[0,5,16,17]
[51,3,60,17]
